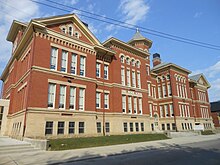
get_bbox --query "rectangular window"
[105,122,110,133]
[162,85,167,97]
[61,50,68,72]
[104,93,109,109]
[104,65,108,80]
[59,85,66,109]
[45,121,53,135]
[160,106,164,118]
[71,53,77,75]
[141,123,144,132]
[50,47,58,70]
[130,122,133,132]
[161,124,165,130]
[137,72,141,88]
[123,122,128,132]
[127,69,131,87]
[138,98,142,114]
[121,68,125,85]
[132,71,136,87]
[148,83,151,96]
[135,122,139,132]
[69,87,76,109]
[170,104,174,117]
[146,65,150,75]
[176,84,179,97]
[134,97,137,114]
[96,63,100,78]
[122,95,126,113]
[168,84,172,96]
[79,122,85,134]
[128,96,132,114]
[96,122,101,133]
[158,86,162,98]
[79,88,85,111]
[57,121,65,134]
[167,123,170,130]
[164,105,169,117]
[149,104,153,117]
[48,83,56,108]
[96,92,101,108]
[69,122,75,134]
[182,123,184,130]
[80,56,86,76]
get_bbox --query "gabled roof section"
[103,37,150,58]
[151,62,191,74]
[7,20,27,42]
[34,14,101,46]
[189,73,211,88]
[211,101,220,112]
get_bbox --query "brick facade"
[0,14,214,139]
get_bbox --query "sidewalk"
[1,134,220,165]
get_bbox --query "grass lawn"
[49,134,168,151]
[201,130,215,135]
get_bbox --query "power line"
[15,0,220,51]
[44,0,220,49]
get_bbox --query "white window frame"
[128,96,132,114]
[104,65,108,80]
[122,95,126,113]
[149,104,153,117]
[59,85,66,109]
[71,53,77,75]
[121,68,125,86]
[134,97,137,114]
[80,56,86,76]
[50,47,58,70]
[79,88,85,111]
[61,50,68,72]
[137,72,141,88]
[132,71,136,87]
[96,92,101,108]
[160,106,164,118]
[138,98,142,114]
[96,63,101,78]
[169,104,174,117]
[148,83,151,96]
[104,93,109,109]
[48,83,56,108]
[127,69,131,87]
[69,87,76,110]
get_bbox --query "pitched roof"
[130,29,145,40]
[151,62,191,74]
[189,73,203,81]
[211,101,220,112]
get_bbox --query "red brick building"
[0,14,214,139]
[211,101,220,127]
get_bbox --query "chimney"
[153,53,161,67]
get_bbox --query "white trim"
[17,82,27,92]
[48,79,86,88]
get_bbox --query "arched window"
[136,61,140,68]
[131,59,135,66]
[75,32,79,38]
[62,27,66,34]
[126,57,130,65]
[69,26,73,36]
[120,55,124,63]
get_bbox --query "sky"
[0,0,220,102]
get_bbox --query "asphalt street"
[60,139,220,165]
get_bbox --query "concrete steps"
[0,137,41,156]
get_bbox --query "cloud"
[194,12,203,18]
[119,0,150,25]
[0,0,40,73]
[208,78,220,102]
